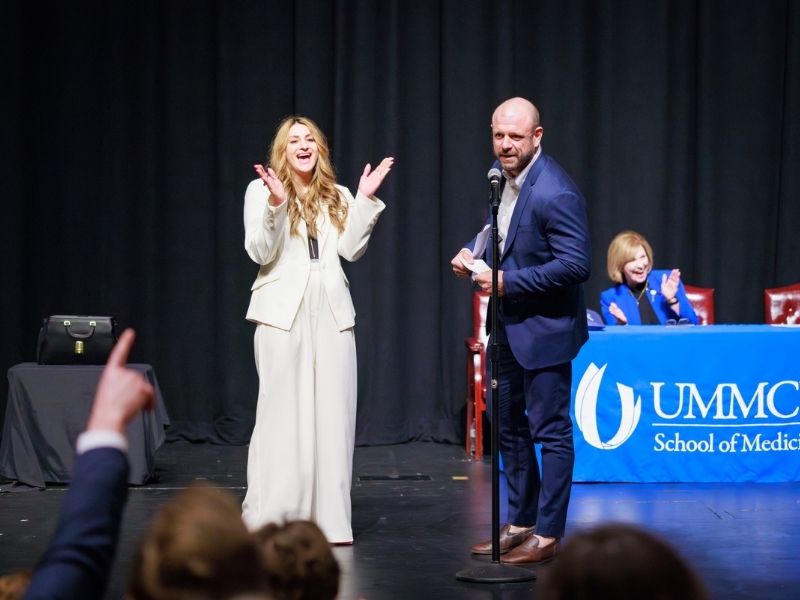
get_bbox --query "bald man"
[452,97,591,565]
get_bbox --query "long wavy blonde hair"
[268,116,347,238]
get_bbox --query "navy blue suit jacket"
[24,447,129,600]
[469,153,591,370]
[599,269,699,325]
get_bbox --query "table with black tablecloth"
[0,363,169,487]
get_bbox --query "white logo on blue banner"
[575,362,641,449]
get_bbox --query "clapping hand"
[253,164,287,206]
[358,157,395,198]
[609,302,628,325]
[660,269,681,302]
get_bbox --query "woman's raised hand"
[253,164,287,206]
[609,302,628,325]
[358,157,395,198]
[660,269,681,301]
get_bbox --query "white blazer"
[243,179,385,331]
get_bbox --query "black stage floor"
[2,441,800,599]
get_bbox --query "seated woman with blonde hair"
[600,230,698,326]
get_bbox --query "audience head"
[536,523,710,600]
[255,520,340,600]
[0,570,31,600]
[128,484,265,600]
[607,230,654,285]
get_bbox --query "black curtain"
[2,0,798,445]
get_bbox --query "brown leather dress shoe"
[500,536,560,565]
[470,524,535,555]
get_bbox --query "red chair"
[465,291,489,459]
[684,284,715,325]
[764,283,800,324]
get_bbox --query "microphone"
[487,168,501,205]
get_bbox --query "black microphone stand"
[456,173,535,584]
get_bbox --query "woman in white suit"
[242,116,393,544]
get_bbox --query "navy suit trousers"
[487,335,574,538]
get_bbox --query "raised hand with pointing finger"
[24,327,157,600]
[87,329,155,434]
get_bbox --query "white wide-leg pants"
[242,264,357,543]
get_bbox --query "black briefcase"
[37,315,119,365]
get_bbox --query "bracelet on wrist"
[667,297,679,306]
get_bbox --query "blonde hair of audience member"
[255,520,340,600]
[0,570,31,600]
[268,116,347,238]
[607,230,654,284]
[536,523,710,600]
[128,484,266,600]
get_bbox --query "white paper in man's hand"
[472,224,490,258]
[461,257,490,273]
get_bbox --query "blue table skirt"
[568,325,800,482]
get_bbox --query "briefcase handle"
[62,319,98,340]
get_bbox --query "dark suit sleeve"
[23,447,130,600]
[504,189,591,295]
